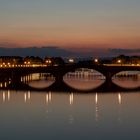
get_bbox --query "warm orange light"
[94,59,98,63]
[117,59,121,63]
[49,60,52,64]
[118,93,122,105]
[68,58,74,63]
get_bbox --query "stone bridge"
[0,64,140,92]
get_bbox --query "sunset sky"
[0,0,140,48]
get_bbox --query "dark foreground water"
[1,73,140,140]
[0,90,140,140]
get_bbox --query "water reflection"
[117,93,122,123]
[24,91,31,102]
[113,71,140,89]
[0,91,140,140]
[28,91,31,100]
[2,91,5,102]
[49,92,52,102]
[0,80,11,88]
[69,93,74,105]
[118,93,122,105]
[45,94,49,104]
[7,90,10,101]
[45,92,52,104]
[24,93,27,102]
[64,68,105,90]
[95,93,99,122]
[22,73,55,89]
[2,91,11,102]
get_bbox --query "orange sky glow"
[0,0,140,49]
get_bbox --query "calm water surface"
[0,78,140,140]
[0,91,140,140]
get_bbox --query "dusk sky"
[0,0,140,48]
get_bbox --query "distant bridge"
[0,64,140,92]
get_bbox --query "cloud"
[109,48,140,56]
[0,42,139,58]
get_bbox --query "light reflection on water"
[64,78,105,90]
[28,80,54,88]
[113,78,140,89]
[64,69,105,90]
[27,75,140,90]
[24,73,55,89]
[0,90,140,140]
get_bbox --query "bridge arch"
[62,65,106,91]
[101,66,140,80]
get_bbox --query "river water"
[0,77,140,140]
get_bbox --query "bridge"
[0,64,140,92]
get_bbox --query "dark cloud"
[0,43,139,58]
[109,48,140,56]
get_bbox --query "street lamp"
[68,58,74,63]
[94,59,98,63]
[46,59,52,65]
[117,59,122,65]
[117,59,121,63]
[94,58,99,64]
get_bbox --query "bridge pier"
[7,71,23,89]
[48,73,71,91]
[105,72,113,88]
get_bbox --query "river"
[0,76,140,140]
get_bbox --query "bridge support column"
[104,72,114,90]
[49,73,69,91]
[9,72,23,89]
[54,74,64,89]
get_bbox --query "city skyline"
[0,0,140,49]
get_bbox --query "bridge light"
[117,59,121,64]
[94,59,98,63]
[117,59,123,66]
[48,60,52,64]
[46,60,52,64]
[68,58,74,63]
[24,61,27,64]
